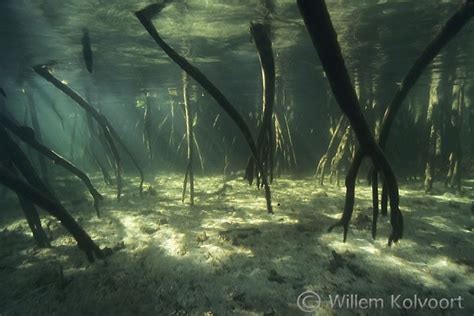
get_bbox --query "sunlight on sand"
[0,173,472,314]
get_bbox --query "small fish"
[0,87,6,98]
[81,28,93,73]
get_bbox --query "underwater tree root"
[329,125,351,186]
[0,124,102,259]
[18,193,51,247]
[351,0,473,239]
[181,72,195,205]
[85,113,114,186]
[245,22,276,187]
[370,0,474,220]
[143,93,154,161]
[0,129,50,247]
[33,65,144,199]
[303,0,473,243]
[0,113,104,217]
[25,90,50,185]
[135,5,273,213]
[316,115,345,185]
[298,0,403,244]
[0,166,104,262]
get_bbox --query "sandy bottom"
[0,173,473,315]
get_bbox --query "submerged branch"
[135,5,273,213]
[0,113,103,217]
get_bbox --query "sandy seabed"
[0,173,473,315]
